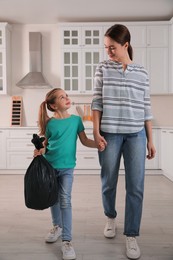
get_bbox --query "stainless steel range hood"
[16,32,51,89]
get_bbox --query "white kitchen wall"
[0,23,173,127]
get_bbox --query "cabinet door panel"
[147,25,169,47]
[147,48,168,94]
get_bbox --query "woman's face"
[104,36,128,62]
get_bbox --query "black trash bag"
[24,134,58,210]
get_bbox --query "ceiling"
[0,0,172,24]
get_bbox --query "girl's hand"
[33,148,44,157]
[94,133,107,151]
[98,140,106,151]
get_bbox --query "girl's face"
[104,36,128,62]
[54,89,71,111]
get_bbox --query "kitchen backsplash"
[0,93,173,127]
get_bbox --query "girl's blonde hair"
[38,88,62,135]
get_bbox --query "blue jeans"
[99,128,146,236]
[50,168,74,241]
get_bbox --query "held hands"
[94,133,107,152]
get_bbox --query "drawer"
[7,152,33,169]
[76,151,100,169]
[9,129,38,138]
[6,139,34,151]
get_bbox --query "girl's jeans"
[99,128,146,236]
[50,168,74,241]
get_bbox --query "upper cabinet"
[60,25,104,94]
[146,25,169,94]
[0,23,11,95]
[60,20,171,95]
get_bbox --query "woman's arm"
[92,110,107,148]
[145,120,156,159]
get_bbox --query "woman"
[92,24,156,260]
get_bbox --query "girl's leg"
[58,168,74,242]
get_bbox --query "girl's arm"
[145,120,156,159]
[78,131,105,151]
[33,138,47,157]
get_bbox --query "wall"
[0,23,172,127]
[151,95,173,127]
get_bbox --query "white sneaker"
[61,241,76,260]
[126,236,141,259]
[104,217,116,238]
[45,226,62,243]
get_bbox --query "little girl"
[34,88,104,260]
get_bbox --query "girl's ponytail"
[38,101,50,136]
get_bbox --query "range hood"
[16,32,51,89]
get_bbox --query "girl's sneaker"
[61,241,76,260]
[45,226,62,243]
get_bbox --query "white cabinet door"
[146,25,169,94]
[147,48,168,94]
[0,130,7,169]
[161,129,173,181]
[6,128,37,170]
[61,48,103,94]
[147,25,169,47]
[0,23,11,95]
[60,24,104,94]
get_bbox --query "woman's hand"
[146,141,156,159]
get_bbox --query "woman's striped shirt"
[91,60,153,134]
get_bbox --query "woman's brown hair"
[105,24,133,60]
[38,88,62,135]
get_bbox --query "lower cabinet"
[0,129,8,169]
[160,128,173,181]
[0,127,161,172]
[6,128,38,170]
[76,127,160,171]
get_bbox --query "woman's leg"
[123,128,146,236]
[99,132,123,218]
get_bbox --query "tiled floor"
[0,171,173,260]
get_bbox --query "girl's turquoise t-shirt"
[44,115,84,169]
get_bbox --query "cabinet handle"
[26,157,33,159]
[26,144,33,146]
[26,133,33,136]
[84,156,95,159]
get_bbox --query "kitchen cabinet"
[0,23,11,95]
[146,25,169,94]
[160,128,173,181]
[0,127,162,173]
[0,129,8,169]
[120,128,160,170]
[76,127,100,169]
[6,128,38,170]
[60,22,170,95]
[60,24,104,94]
